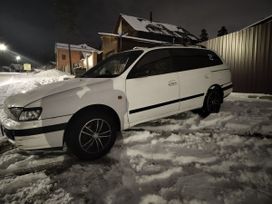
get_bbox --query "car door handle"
[168,80,177,86]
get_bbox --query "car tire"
[65,109,118,160]
[197,88,222,118]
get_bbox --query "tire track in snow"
[0,150,75,178]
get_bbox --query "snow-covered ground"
[0,71,271,204]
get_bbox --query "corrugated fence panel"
[201,21,272,94]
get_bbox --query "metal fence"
[201,21,272,94]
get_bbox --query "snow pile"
[34,69,71,78]
[0,69,72,106]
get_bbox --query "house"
[99,13,199,58]
[55,43,102,74]
[201,15,272,94]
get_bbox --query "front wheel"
[65,110,118,160]
[196,88,223,118]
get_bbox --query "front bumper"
[0,109,71,150]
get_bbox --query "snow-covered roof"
[55,43,102,54]
[99,32,171,44]
[120,14,198,41]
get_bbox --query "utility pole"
[86,54,89,70]
[68,44,73,74]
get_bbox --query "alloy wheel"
[79,119,112,153]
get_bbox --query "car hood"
[4,78,110,108]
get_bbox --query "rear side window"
[170,48,223,72]
[127,49,173,79]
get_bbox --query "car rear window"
[170,48,223,71]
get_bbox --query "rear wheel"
[196,88,222,118]
[65,110,118,160]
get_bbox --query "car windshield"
[81,50,143,78]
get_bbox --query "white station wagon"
[0,46,232,160]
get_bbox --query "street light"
[0,43,7,51]
[16,55,21,63]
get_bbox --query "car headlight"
[9,107,42,121]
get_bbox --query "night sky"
[0,0,271,66]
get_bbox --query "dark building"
[201,15,272,94]
[99,14,199,58]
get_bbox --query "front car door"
[125,49,179,126]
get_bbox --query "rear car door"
[126,49,179,126]
[170,48,222,112]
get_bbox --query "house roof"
[120,14,198,41]
[55,43,102,54]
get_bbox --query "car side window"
[171,48,223,72]
[127,49,173,79]
[205,50,223,66]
